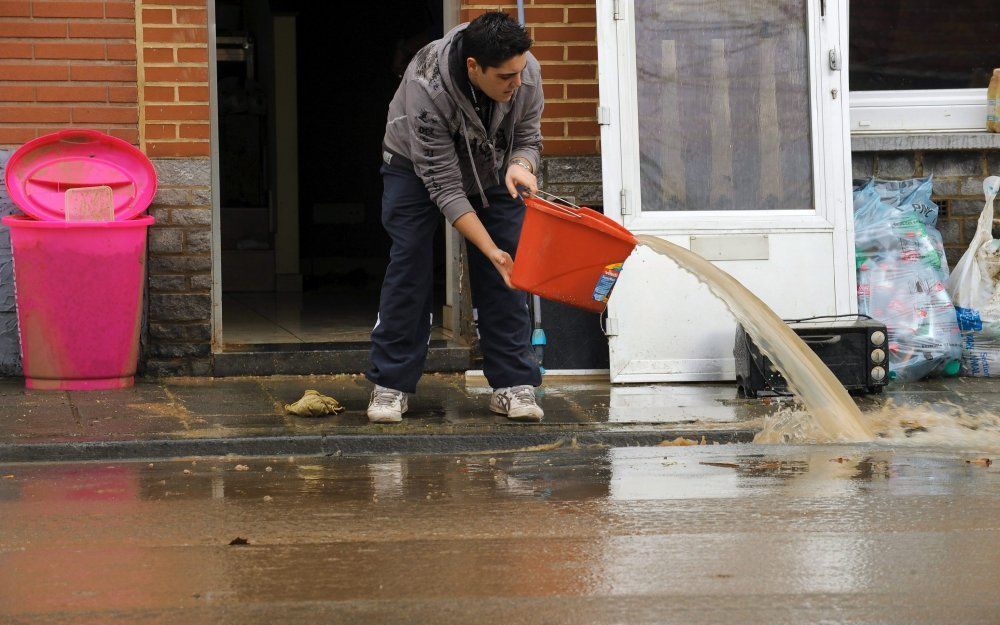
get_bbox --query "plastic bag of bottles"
[854,178,961,382]
[947,177,1000,377]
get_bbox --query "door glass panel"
[635,0,814,211]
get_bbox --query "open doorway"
[216,0,448,349]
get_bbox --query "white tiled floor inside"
[222,289,447,345]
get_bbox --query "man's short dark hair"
[464,12,533,69]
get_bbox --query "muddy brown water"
[636,235,874,443]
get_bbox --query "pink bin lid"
[4,129,157,221]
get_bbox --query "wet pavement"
[2,373,1000,461]
[1,444,997,624]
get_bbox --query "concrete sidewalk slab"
[0,374,996,462]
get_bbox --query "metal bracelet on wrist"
[511,158,533,173]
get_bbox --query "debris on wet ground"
[470,436,605,455]
[284,390,345,417]
[700,461,739,469]
[228,537,249,546]
[966,457,992,467]
[657,435,708,446]
[234,464,250,471]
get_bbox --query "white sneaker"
[367,386,408,423]
[490,385,544,422]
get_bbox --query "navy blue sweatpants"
[366,161,541,394]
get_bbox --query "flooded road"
[1,445,997,624]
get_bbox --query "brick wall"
[462,1,599,156]
[853,150,1000,268]
[0,0,139,145]
[138,0,212,375]
[137,0,210,156]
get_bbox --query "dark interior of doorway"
[217,0,446,348]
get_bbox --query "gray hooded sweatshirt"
[382,23,544,224]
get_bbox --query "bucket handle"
[531,189,584,219]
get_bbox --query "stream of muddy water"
[636,235,875,443]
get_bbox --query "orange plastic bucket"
[512,195,637,313]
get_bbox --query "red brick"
[35,42,106,60]
[175,8,205,24]
[566,45,597,61]
[32,1,104,18]
[0,63,69,80]
[540,120,565,137]
[0,106,72,123]
[108,127,139,144]
[0,20,67,37]
[0,41,32,58]
[141,7,171,23]
[462,7,515,21]
[143,0,204,5]
[70,63,136,81]
[144,65,206,82]
[566,82,599,99]
[69,21,135,38]
[143,47,173,62]
[567,120,599,136]
[0,86,34,101]
[566,7,596,22]
[104,2,134,19]
[178,123,208,138]
[36,85,107,101]
[144,85,174,101]
[532,26,595,42]
[146,140,209,157]
[543,138,598,155]
[523,7,563,23]
[542,83,564,99]
[175,47,206,63]
[533,0,593,4]
[145,123,175,139]
[108,85,137,102]
[107,42,136,60]
[530,45,563,61]
[143,26,207,43]
[543,101,596,118]
[0,126,37,144]
[537,63,594,80]
[72,105,137,123]
[177,85,208,101]
[145,104,208,121]
[0,1,30,16]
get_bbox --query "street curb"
[0,429,756,463]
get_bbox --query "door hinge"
[613,0,622,20]
[597,106,611,126]
[619,188,630,215]
[820,0,827,18]
[603,317,619,337]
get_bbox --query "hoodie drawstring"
[460,113,491,209]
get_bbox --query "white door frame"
[597,0,857,381]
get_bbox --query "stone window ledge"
[852,132,1000,152]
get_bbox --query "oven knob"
[871,348,886,364]
[871,366,886,381]
[870,330,886,346]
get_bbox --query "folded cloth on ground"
[284,390,345,417]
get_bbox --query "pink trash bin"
[2,130,157,390]
[2,216,154,390]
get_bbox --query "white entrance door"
[597,0,856,382]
